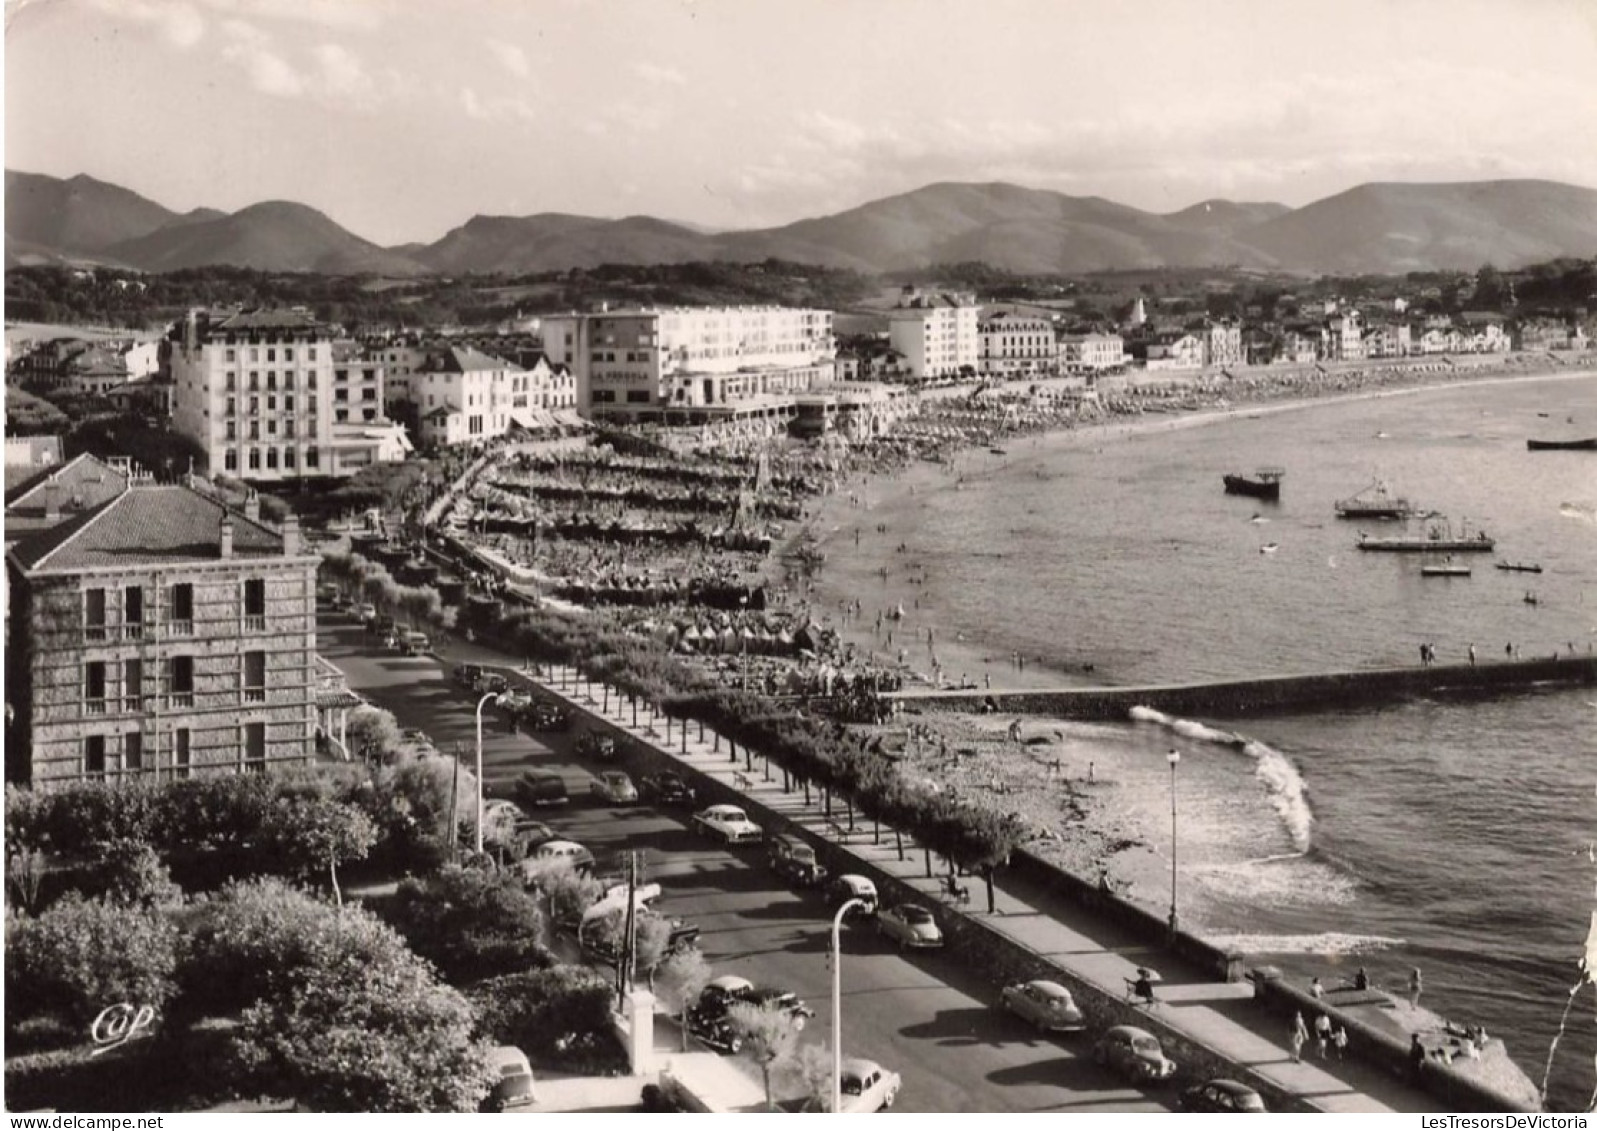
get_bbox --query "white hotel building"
[541,306,835,424]
[170,309,409,482]
[887,287,980,380]
[978,311,1057,377]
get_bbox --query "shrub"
[471,965,614,1061]
[383,866,549,984]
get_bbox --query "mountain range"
[9,169,1597,279]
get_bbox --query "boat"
[1524,592,1540,606]
[1356,519,1495,553]
[1421,563,1472,577]
[1259,542,1280,554]
[1335,479,1419,520]
[989,447,1008,456]
[1526,438,1597,451]
[1223,468,1285,500]
[1494,561,1543,574]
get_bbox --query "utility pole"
[620,850,639,998]
[449,743,462,865]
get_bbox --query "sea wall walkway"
[886,655,1597,720]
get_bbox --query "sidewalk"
[492,659,1444,1114]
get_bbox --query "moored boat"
[1223,468,1284,500]
[1357,519,1495,552]
[1526,437,1597,451]
[1335,479,1418,519]
[1494,561,1543,574]
[1421,563,1472,577]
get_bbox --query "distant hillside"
[416,213,716,274]
[1238,180,1597,273]
[1162,199,1292,237]
[105,201,429,276]
[5,170,188,256]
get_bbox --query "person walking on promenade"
[1290,1012,1309,1063]
[1506,642,1513,659]
[1419,643,1428,666]
[1333,1024,1349,1060]
[1409,966,1423,1008]
[1314,1011,1333,1059]
[1310,976,1324,999]
[1468,642,1477,666]
[1408,1034,1426,1083]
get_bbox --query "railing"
[84,626,107,643]
[84,698,107,716]
[167,620,193,638]
[168,692,194,709]
[245,615,266,632]
[244,688,266,704]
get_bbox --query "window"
[225,348,237,363]
[249,347,259,362]
[308,347,318,361]
[267,348,277,362]
[225,371,236,392]
[626,390,652,404]
[226,396,236,417]
[335,409,349,423]
[249,421,260,441]
[124,585,144,637]
[285,394,295,412]
[85,588,107,641]
[284,447,296,469]
[225,422,237,441]
[265,447,279,470]
[174,728,191,779]
[249,371,260,391]
[334,389,349,403]
[284,347,294,362]
[268,419,278,436]
[362,388,376,401]
[124,659,143,711]
[305,447,320,469]
[244,650,266,702]
[267,372,277,391]
[248,448,260,471]
[84,735,107,777]
[124,731,144,772]
[224,448,238,472]
[85,661,107,713]
[169,582,194,633]
[169,655,195,707]
[249,396,259,415]
[363,408,377,422]
[244,578,266,628]
[244,722,267,772]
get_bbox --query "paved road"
[322,618,1175,1113]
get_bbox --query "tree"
[345,706,402,763]
[791,1041,836,1112]
[5,896,180,1037]
[580,908,673,992]
[724,1000,804,1111]
[262,797,377,906]
[652,947,712,1051]
[528,866,604,932]
[366,750,478,872]
[469,965,615,1063]
[93,839,183,909]
[384,866,548,984]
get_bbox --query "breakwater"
[887,655,1597,719]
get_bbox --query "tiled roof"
[10,484,284,572]
[435,346,523,373]
[4,454,130,540]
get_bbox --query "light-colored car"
[876,903,943,949]
[837,1058,901,1112]
[1093,1025,1177,1082]
[482,1045,536,1111]
[527,839,595,873]
[1001,980,1086,1033]
[828,874,879,916]
[692,804,762,844]
[355,602,378,622]
[590,771,640,805]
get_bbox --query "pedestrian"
[1408,966,1423,1008]
[1468,642,1476,666]
[1419,643,1427,666]
[1290,1011,1308,1063]
[1408,1034,1426,1083]
[1314,1011,1332,1058]
[1333,1024,1349,1060]
[984,673,991,689]
[1309,976,1324,999]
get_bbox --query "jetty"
[886,655,1597,719]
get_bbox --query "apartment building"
[542,305,835,424]
[1196,320,1244,369]
[1058,332,1126,374]
[978,311,1056,377]
[887,288,979,380]
[5,460,319,785]
[170,308,408,482]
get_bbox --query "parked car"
[1000,980,1086,1033]
[828,874,879,917]
[355,602,378,623]
[837,1058,901,1112]
[639,771,696,808]
[766,834,826,886]
[483,673,509,694]
[315,582,339,604]
[400,727,434,748]
[1181,1079,1267,1113]
[369,613,397,637]
[453,663,484,688]
[576,731,618,760]
[481,1046,536,1112]
[686,975,812,1051]
[515,769,570,808]
[526,839,594,873]
[530,702,570,731]
[589,771,640,804]
[1093,1025,1177,1083]
[876,903,943,949]
[691,804,762,844]
[583,909,700,966]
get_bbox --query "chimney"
[219,514,235,559]
[281,513,301,557]
[244,489,260,522]
[42,477,62,522]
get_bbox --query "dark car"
[453,663,484,688]
[515,769,570,808]
[530,702,570,731]
[767,834,827,886]
[687,976,813,1052]
[639,771,696,808]
[580,910,700,966]
[576,731,618,760]
[1181,1080,1267,1113]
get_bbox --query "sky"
[6,0,1597,246]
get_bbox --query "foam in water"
[1204,931,1405,957]
[1558,501,1597,526]
[1132,705,1315,853]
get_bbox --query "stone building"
[5,461,319,785]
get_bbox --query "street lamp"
[474,691,506,855]
[831,898,866,1114]
[1166,749,1181,934]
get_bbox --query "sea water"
[840,372,1597,1108]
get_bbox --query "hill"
[4,170,190,257]
[415,213,716,274]
[105,201,429,276]
[1238,180,1597,273]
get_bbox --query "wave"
[1206,931,1405,957]
[1559,501,1597,525]
[1130,705,1314,853]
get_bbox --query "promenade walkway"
[470,651,1448,1114]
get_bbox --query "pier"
[888,655,1597,719]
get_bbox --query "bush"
[383,866,550,984]
[471,965,615,1062]
[5,896,180,1039]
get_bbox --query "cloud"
[314,43,377,106]
[488,41,531,80]
[634,61,685,86]
[85,0,205,48]
[460,86,537,125]
[219,19,304,98]
[195,0,388,31]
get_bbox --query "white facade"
[888,289,979,380]
[1059,333,1125,372]
[543,306,835,423]
[978,312,1056,377]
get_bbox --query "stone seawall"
[890,656,1597,720]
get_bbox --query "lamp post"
[1166,749,1181,935]
[831,898,866,1113]
[474,691,504,855]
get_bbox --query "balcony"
[124,696,145,713]
[84,626,108,643]
[244,688,266,704]
[168,693,195,709]
[167,620,193,638]
[245,615,266,632]
[85,699,108,716]
[123,624,146,641]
